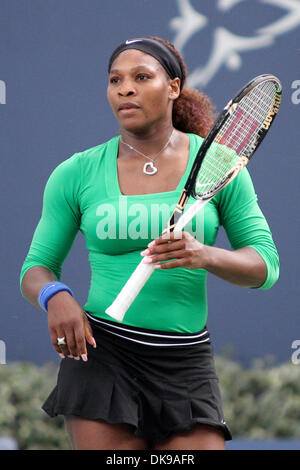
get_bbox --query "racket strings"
[222,82,275,152]
[195,81,277,197]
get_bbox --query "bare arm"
[21,266,96,360]
[21,266,58,309]
[142,233,267,288]
[202,245,267,288]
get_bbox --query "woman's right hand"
[47,291,97,361]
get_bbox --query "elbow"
[253,248,280,290]
[20,265,58,302]
[260,260,280,290]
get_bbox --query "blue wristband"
[38,282,74,312]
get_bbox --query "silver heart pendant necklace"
[120,129,174,175]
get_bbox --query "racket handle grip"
[105,260,155,322]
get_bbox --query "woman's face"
[107,49,178,133]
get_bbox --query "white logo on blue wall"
[0,80,6,104]
[0,340,6,365]
[291,80,300,104]
[170,0,300,87]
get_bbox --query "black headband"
[108,37,185,90]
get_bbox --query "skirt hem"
[42,405,232,443]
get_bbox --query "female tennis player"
[20,36,279,450]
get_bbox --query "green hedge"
[215,356,300,440]
[0,362,70,450]
[0,357,299,449]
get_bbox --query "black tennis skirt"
[42,315,232,444]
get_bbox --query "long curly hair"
[148,36,216,138]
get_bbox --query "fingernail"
[68,355,74,359]
[74,356,80,361]
[141,249,150,256]
[92,338,97,348]
[81,354,88,362]
[148,241,155,247]
[143,256,153,264]
[154,264,161,269]
[59,353,65,359]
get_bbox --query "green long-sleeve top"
[20,134,279,333]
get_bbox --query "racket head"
[188,74,282,200]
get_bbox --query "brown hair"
[149,36,216,138]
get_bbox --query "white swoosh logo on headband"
[125,39,143,44]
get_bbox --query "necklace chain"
[120,129,174,164]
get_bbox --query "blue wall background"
[1,0,299,366]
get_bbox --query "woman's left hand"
[141,231,209,270]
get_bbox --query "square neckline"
[105,133,199,199]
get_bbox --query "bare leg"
[152,424,226,450]
[64,415,148,450]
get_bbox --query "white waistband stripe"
[85,311,210,347]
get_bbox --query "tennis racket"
[105,74,282,322]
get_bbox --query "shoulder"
[76,136,118,161]
[185,132,255,198]
[219,167,255,201]
[48,136,119,181]
[214,167,257,223]
[187,132,205,149]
